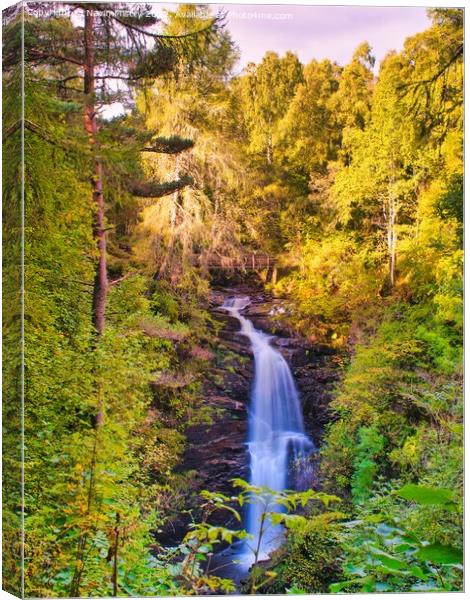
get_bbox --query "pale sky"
[167,3,431,72]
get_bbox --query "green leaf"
[364,513,386,524]
[269,513,284,526]
[221,530,233,543]
[286,585,307,594]
[394,543,417,554]
[329,576,371,593]
[329,580,356,593]
[409,565,428,580]
[416,543,463,565]
[283,514,307,531]
[395,484,456,506]
[376,564,409,576]
[369,547,409,571]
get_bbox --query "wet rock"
[273,337,298,348]
[244,303,272,317]
[290,343,336,368]
[216,337,252,357]
[209,290,229,307]
[212,311,241,332]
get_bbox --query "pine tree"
[5,1,222,337]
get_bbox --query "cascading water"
[222,295,314,564]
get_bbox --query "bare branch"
[109,271,139,287]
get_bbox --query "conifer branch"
[142,136,194,154]
[26,49,84,67]
[131,175,193,198]
[111,15,218,42]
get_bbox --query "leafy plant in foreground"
[170,489,249,594]
[330,484,463,593]
[231,479,340,594]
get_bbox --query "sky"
[172,3,431,73]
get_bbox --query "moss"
[264,519,342,594]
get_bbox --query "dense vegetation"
[3,3,462,596]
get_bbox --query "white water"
[222,295,314,563]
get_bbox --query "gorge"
[158,285,341,584]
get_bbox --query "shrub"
[267,515,342,594]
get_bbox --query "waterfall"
[222,296,314,563]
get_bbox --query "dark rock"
[209,290,228,306]
[212,311,241,332]
[244,303,272,317]
[273,337,298,348]
[216,337,252,357]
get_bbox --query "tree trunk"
[386,191,397,287]
[271,265,278,284]
[70,12,107,595]
[84,9,108,337]
[266,131,273,165]
[112,513,121,596]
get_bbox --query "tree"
[236,51,303,165]
[134,4,244,282]
[332,52,419,288]
[398,8,463,136]
[7,1,222,338]
[278,59,341,175]
[334,42,375,132]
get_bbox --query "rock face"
[159,285,339,544]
